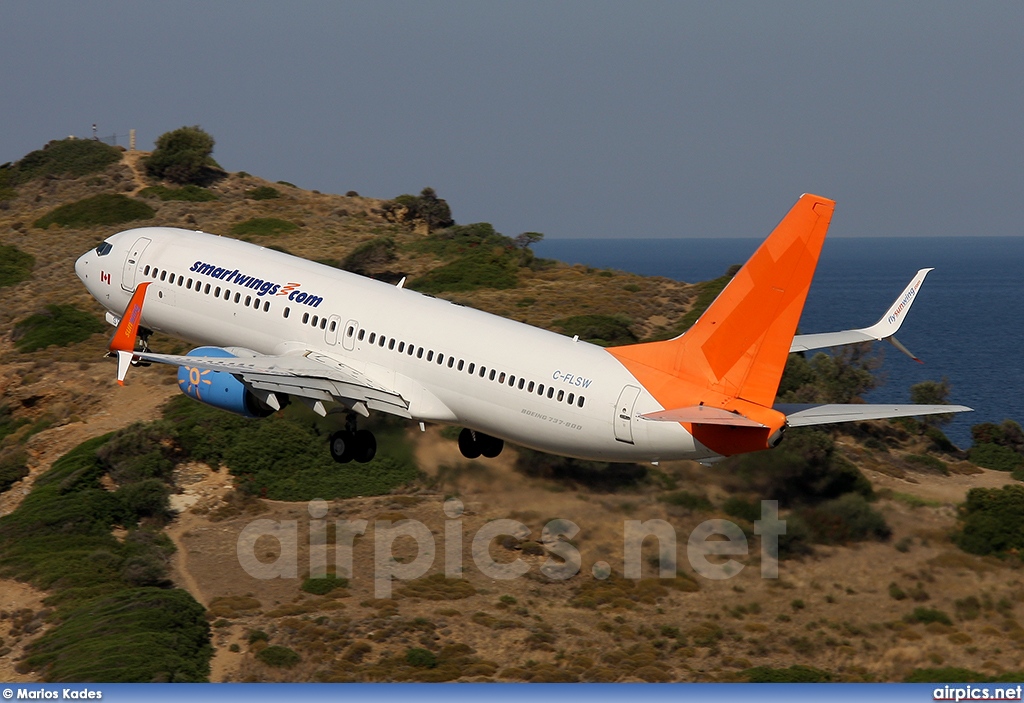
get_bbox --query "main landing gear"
[329,413,377,464]
[458,428,504,459]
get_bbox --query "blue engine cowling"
[177,346,276,418]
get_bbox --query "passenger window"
[347,326,354,337]
[214,286,220,296]
[369,332,376,344]
[448,357,455,368]
[378,335,385,346]
[234,293,240,303]
[489,370,496,381]
[568,393,575,405]
[152,268,159,278]
[458,360,465,371]
[437,353,444,364]
[408,345,415,356]
[263,301,269,312]
[284,307,290,319]
[427,351,434,362]
[557,390,564,402]
[177,276,183,286]
[321,318,327,329]
[302,312,309,324]
[417,348,424,359]
[499,372,506,384]
[224,289,230,300]
[518,378,525,390]
[479,366,486,378]
[205,284,211,294]
[160,271,167,281]
[547,387,555,399]
[144,265,151,275]
[398,341,405,353]
[578,396,585,408]
[358,329,365,341]
[528,381,535,392]
[538,384,545,395]
[246,296,252,306]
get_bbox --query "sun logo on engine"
[179,365,213,400]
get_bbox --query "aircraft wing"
[790,268,932,361]
[775,402,971,428]
[132,349,412,418]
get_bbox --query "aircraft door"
[342,320,358,351]
[613,385,641,444]
[325,315,341,345]
[121,237,151,291]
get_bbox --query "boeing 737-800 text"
[75,194,969,465]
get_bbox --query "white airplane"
[74,194,969,465]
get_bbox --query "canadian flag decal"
[101,271,111,285]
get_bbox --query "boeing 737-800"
[74,194,969,465]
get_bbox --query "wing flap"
[776,402,972,427]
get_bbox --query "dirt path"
[122,151,151,195]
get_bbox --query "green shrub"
[955,484,1024,555]
[12,304,106,352]
[246,186,281,200]
[968,443,1024,472]
[380,187,453,232]
[301,574,349,595]
[742,665,832,682]
[138,185,217,202]
[115,479,172,521]
[659,490,712,511]
[972,420,1024,452]
[23,587,210,682]
[904,668,991,683]
[145,126,225,186]
[797,493,891,545]
[551,314,637,347]
[906,454,949,474]
[0,448,29,493]
[723,497,762,522]
[248,630,268,644]
[904,607,953,626]
[257,645,300,668]
[230,217,298,236]
[411,247,518,293]
[341,237,397,276]
[0,244,34,287]
[34,193,155,229]
[7,138,120,184]
[406,647,437,668]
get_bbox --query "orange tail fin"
[608,194,835,452]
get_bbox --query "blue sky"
[2,1,1021,238]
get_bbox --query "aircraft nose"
[75,250,91,284]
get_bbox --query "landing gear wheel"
[353,429,377,463]
[330,430,353,464]
[481,435,504,458]
[458,428,482,459]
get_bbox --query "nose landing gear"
[458,428,504,459]
[329,413,377,464]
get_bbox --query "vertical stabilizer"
[608,194,835,452]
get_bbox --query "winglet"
[108,282,150,385]
[862,268,933,340]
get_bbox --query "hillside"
[1,139,1023,684]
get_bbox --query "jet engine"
[176,346,277,418]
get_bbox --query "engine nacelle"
[177,346,276,418]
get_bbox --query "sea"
[533,236,1024,450]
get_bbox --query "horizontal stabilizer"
[790,268,932,359]
[642,406,767,428]
[776,402,972,428]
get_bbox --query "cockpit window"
[95,242,113,256]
